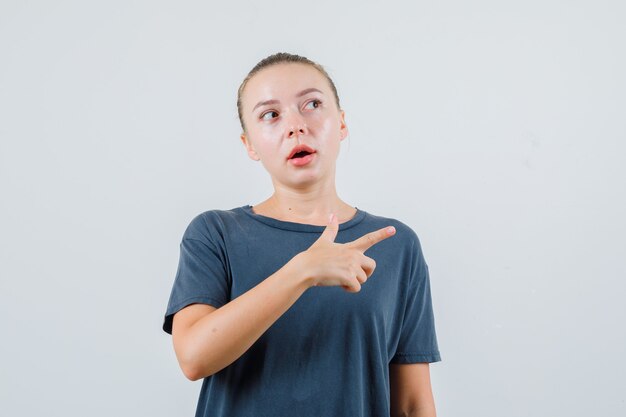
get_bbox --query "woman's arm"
[171,215,395,381]
[389,363,437,417]
[172,258,311,381]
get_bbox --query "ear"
[338,110,348,141]
[240,133,260,161]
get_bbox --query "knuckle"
[351,265,360,277]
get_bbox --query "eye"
[304,99,322,110]
[260,110,278,121]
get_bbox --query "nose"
[288,127,306,140]
[287,124,308,139]
[286,114,308,139]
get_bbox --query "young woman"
[162,52,442,417]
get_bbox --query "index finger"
[347,226,396,252]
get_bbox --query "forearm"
[180,255,311,380]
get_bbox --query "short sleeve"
[162,214,230,335]
[391,234,442,363]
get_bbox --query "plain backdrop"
[1,1,625,416]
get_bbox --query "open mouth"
[288,144,317,160]
[290,150,313,159]
[288,151,316,166]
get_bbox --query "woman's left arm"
[389,363,437,417]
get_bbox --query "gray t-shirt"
[162,205,441,417]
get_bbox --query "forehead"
[243,63,329,108]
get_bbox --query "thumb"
[318,212,339,243]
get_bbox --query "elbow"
[178,355,198,381]
[178,351,218,381]
[182,363,219,381]
[175,344,200,381]
[181,363,203,382]
[178,353,212,381]
[174,338,213,381]
[173,334,223,381]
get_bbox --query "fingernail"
[329,213,334,222]
[386,226,395,234]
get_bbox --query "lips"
[287,144,317,160]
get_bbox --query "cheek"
[256,120,284,139]
[317,115,339,137]
[248,132,280,159]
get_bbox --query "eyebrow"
[252,88,324,112]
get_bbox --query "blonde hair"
[236,52,341,133]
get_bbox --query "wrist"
[288,253,316,289]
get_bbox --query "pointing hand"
[294,212,396,292]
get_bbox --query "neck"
[253,187,356,226]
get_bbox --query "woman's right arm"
[172,257,314,381]
[171,213,395,381]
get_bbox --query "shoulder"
[181,207,243,242]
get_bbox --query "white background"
[1,1,625,416]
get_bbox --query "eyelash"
[259,99,322,121]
